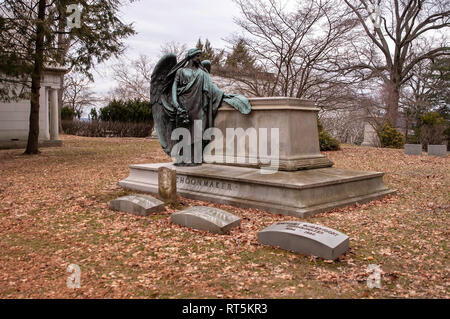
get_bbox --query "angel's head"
[186,48,202,59]
[186,48,202,65]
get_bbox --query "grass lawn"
[0,134,448,298]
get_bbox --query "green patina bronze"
[150,48,251,166]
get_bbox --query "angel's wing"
[150,53,177,107]
[150,53,177,155]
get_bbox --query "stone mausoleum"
[0,65,65,149]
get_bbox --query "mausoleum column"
[49,88,59,140]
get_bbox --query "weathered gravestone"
[258,221,349,260]
[170,206,241,234]
[404,144,422,155]
[110,194,164,216]
[361,121,380,147]
[427,145,447,157]
[158,166,177,204]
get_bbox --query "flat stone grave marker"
[258,221,349,260]
[170,206,241,234]
[428,145,447,157]
[110,194,164,216]
[404,144,422,155]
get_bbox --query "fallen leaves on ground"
[0,136,448,298]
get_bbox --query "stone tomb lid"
[110,194,164,216]
[258,221,349,260]
[170,206,241,234]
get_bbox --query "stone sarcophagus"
[208,97,333,171]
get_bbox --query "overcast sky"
[92,0,243,99]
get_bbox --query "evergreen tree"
[427,58,449,116]
[196,38,204,52]
[202,39,215,62]
[195,37,222,66]
[89,108,98,121]
[226,39,255,70]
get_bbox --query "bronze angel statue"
[150,48,251,166]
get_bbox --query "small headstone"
[404,144,422,155]
[158,167,177,203]
[170,206,241,234]
[258,221,349,260]
[110,194,164,216]
[427,144,447,157]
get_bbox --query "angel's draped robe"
[172,66,251,145]
[155,60,251,157]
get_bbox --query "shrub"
[99,99,152,123]
[62,120,153,138]
[379,121,404,149]
[318,121,340,151]
[66,99,155,138]
[61,106,75,121]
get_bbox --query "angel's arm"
[171,69,190,124]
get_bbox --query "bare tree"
[403,57,449,111]
[230,0,358,110]
[110,41,193,101]
[342,0,449,126]
[110,54,153,101]
[62,72,98,118]
[215,63,276,97]
[159,41,188,61]
[319,109,366,144]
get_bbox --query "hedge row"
[62,120,153,138]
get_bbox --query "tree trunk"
[387,87,399,127]
[384,80,400,127]
[25,0,46,154]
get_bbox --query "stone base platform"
[118,163,395,218]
